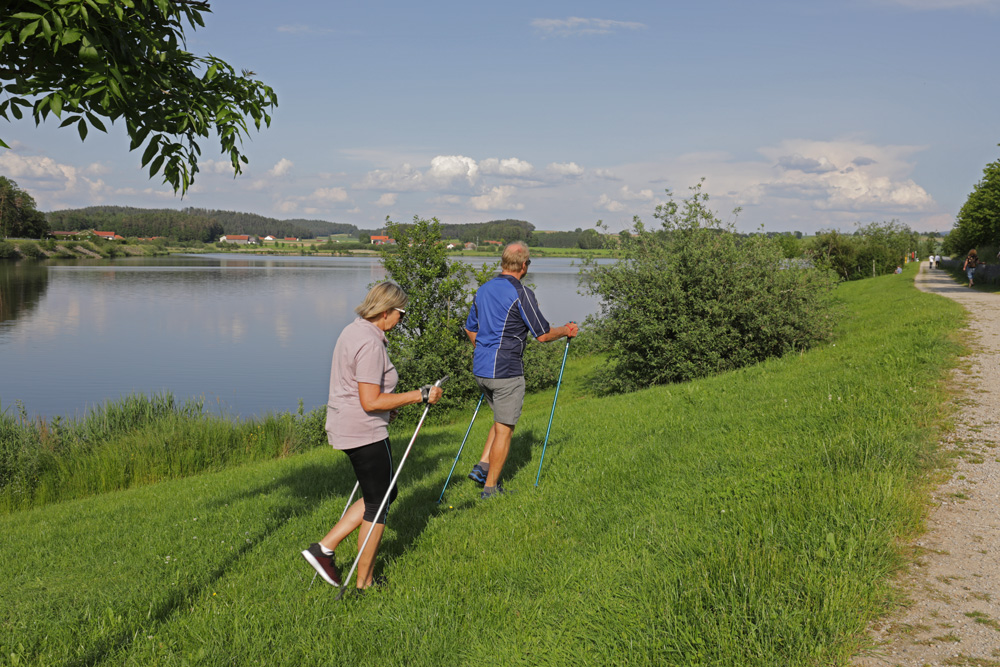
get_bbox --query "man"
[464,242,578,499]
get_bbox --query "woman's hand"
[428,386,443,404]
[388,409,399,423]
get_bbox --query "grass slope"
[0,266,965,666]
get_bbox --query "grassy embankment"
[0,264,967,666]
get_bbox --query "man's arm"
[537,322,578,343]
[465,328,477,345]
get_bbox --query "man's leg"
[484,422,514,488]
[478,423,497,466]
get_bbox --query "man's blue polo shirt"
[466,274,551,379]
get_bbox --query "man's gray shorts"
[474,375,525,426]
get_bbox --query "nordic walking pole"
[336,375,449,600]
[535,335,571,487]
[437,393,484,503]
[340,482,360,519]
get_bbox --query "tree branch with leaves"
[0,0,278,194]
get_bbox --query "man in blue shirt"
[464,242,578,498]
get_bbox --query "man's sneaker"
[468,463,487,486]
[480,484,509,500]
[301,543,341,586]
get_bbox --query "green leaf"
[58,115,79,128]
[148,154,165,178]
[10,12,43,19]
[140,136,160,168]
[129,124,151,151]
[19,20,40,42]
[60,29,82,46]
[85,112,107,133]
[77,119,88,141]
[0,138,9,149]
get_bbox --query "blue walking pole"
[437,393,485,503]
[535,336,571,487]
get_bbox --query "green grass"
[0,395,323,512]
[0,267,967,666]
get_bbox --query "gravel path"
[854,263,1000,667]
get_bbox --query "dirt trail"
[854,263,1000,666]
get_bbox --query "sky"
[2,0,999,234]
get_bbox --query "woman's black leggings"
[344,438,398,524]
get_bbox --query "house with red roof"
[219,235,257,245]
[370,235,395,245]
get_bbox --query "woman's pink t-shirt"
[325,318,399,450]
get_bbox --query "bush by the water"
[0,394,324,511]
[808,220,922,281]
[0,240,17,259]
[583,182,837,393]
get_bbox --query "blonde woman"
[302,282,442,591]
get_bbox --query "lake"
[0,254,603,421]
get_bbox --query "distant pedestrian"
[935,254,942,268]
[895,266,903,274]
[963,249,979,287]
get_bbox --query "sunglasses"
[524,259,531,269]
[394,307,406,319]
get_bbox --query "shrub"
[582,182,838,393]
[0,240,18,259]
[18,241,45,259]
[808,220,920,280]
[378,217,479,418]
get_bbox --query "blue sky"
[2,0,999,233]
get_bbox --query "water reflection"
[0,261,50,326]
[0,254,601,419]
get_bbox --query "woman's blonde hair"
[501,242,530,272]
[355,281,408,319]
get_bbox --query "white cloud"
[277,200,299,213]
[427,155,480,187]
[594,169,620,180]
[481,157,535,177]
[596,194,627,213]
[312,187,349,203]
[376,193,398,207]
[757,139,933,211]
[357,163,425,191]
[268,158,294,177]
[199,159,237,175]
[0,151,78,189]
[470,186,523,212]
[531,17,647,36]
[547,161,584,177]
[777,154,838,174]
[619,185,655,201]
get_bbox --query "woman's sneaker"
[301,543,341,586]
[468,463,487,486]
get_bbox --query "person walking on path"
[464,242,578,499]
[963,249,979,287]
[301,282,442,591]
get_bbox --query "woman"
[301,281,442,592]
[963,249,979,287]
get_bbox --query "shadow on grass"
[67,421,544,665]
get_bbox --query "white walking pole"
[336,375,448,599]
